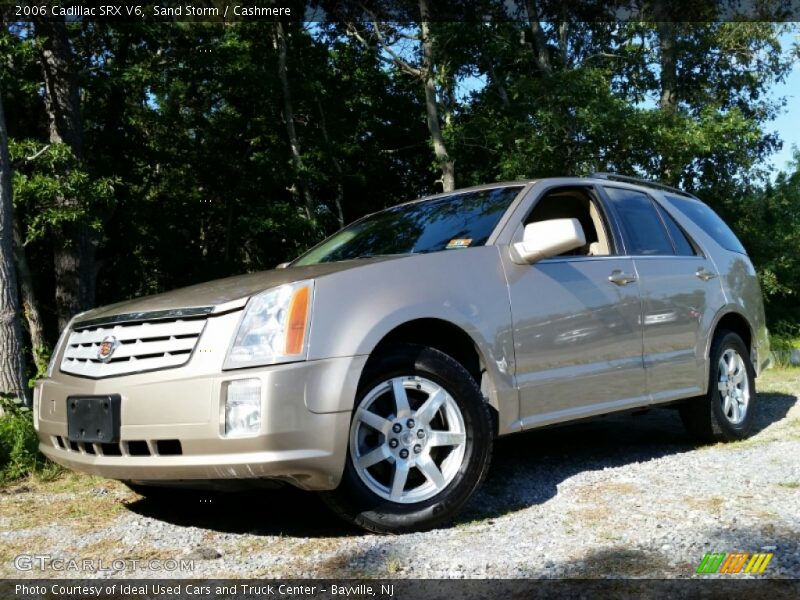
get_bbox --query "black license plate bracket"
[66,395,121,444]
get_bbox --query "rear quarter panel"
[705,249,770,374]
[660,196,770,379]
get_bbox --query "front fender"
[305,248,517,419]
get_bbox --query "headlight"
[223,280,313,369]
[45,314,81,378]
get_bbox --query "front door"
[502,185,647,429]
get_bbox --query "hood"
[74,258,398,326]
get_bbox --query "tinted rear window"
[655,203,697,256]
[604,187,674,255]
[665,195,747,255]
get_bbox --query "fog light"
[224,379,261,437]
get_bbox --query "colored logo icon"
[697,552,773,574]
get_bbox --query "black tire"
[679,330,757,443]
[321,344,493,534]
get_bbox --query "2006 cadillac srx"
[34,174,771,533]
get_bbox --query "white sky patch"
[765,30,800,177]
[455,74,487,103]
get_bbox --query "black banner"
[3,579,800,600]
[2,0,800,23]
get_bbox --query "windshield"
[293,186,523,266]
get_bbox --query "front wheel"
[321,344,492,534]
[679,330,757,443]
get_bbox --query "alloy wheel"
[717,348,750,425]
[349,376,467,504]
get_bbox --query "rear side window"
[655,203,697,256]
[665,195,747,255]
[603,187,674,255]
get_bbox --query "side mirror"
[511,218,586,264]
[276,262,291,269]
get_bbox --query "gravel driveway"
[2,369,798,580]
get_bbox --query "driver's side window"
[525,188,612,257]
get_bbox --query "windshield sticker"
[446,239,473,249]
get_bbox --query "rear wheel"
[322,344,492,533]
[679,330,756,443]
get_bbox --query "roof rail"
[591,172,699,200]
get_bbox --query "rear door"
[601,186,725,402]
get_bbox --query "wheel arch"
[703,308,755,389]
[707,309,753,358]
[361,318,499,436]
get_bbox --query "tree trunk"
[486,60,511,110]
[13,221,48,374]
[419,0,455,192]
[0,92,29,405]
[273,21,316,222]
[348,7,455,192]
[525,0,552,75]
[657,19,679,184]
[557,20,569,68]
[36,18,96,330]
[315,99,345,228]
[657,23,678,114]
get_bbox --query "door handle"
[696,267,717,281]
[608,270,637,286]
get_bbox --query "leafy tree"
[0,12,798,387]
[733,153,800,330]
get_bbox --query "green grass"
[385,555,401,575]
[0,398,62,485]
[769,334,800,369]
[757,367,800,401]
[0,473,133,532]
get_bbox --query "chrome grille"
[60,318,206,378]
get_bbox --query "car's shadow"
[126,484,361,537]
[460,390,797,522]
[126,391,797,536]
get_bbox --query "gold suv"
[35,175,770,533]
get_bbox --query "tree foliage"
[732,152,800,330]
[0,11,798,385]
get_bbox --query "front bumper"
[34,355,367,491]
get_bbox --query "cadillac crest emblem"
[97,335,119,362]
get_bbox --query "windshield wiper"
[350,253,407,260]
